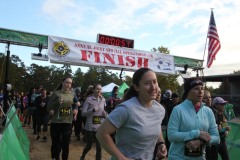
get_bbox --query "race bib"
[92,116,101,124]
[59,107,71,116]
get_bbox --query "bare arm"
[96,119,129,160]
[157,131,165,143]
[73,101,80,117]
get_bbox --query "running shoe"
[36,136,40,141]
[43,136,47,142]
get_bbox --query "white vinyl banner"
[48,36,175,74]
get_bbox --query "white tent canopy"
[102,82,119,93]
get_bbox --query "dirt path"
[25,126,110,160]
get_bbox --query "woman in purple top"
[80,84,107,160]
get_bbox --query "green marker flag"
[0,122,28,160]
[226,121,240,159]
[0,104,30,160]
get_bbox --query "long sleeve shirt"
[167,99,220,160]
[81,95,106,131]
[35,96,50,117]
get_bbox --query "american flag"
[207,10,221,68]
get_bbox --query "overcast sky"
[1,0,239,87]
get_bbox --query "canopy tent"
[102,82,129,98]
[102,82,119,93]
[118,82,129,98]
[102,83,119,98]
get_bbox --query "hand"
[59,96,64,104]
[156,143,167,159]
[218,124,223,131]
[185,139,201,151]
[76,101,81,107]
[49,110,54,115]
[94,107,99,112]
[225,126,231,131]
[102,111,107,117]
[199,131,211,142]
[73,115,77,121]
[41,102,45,107]
[73,109,78,116]
[223,131,229,137]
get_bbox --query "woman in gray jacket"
[80,84,107,160]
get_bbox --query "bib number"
[92,116,101,124]
[59,107,71,116]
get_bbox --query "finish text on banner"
[48,36,175,74]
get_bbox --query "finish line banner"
[48,36,175,74]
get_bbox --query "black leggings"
[205,141,229,160]
[36,115,49,132]
[73,113,83,136]
[218,141,229,160]
[50,123,72,160]
[81,130,102,160]
[206,145,218,160]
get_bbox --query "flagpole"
[202,8,214,64]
